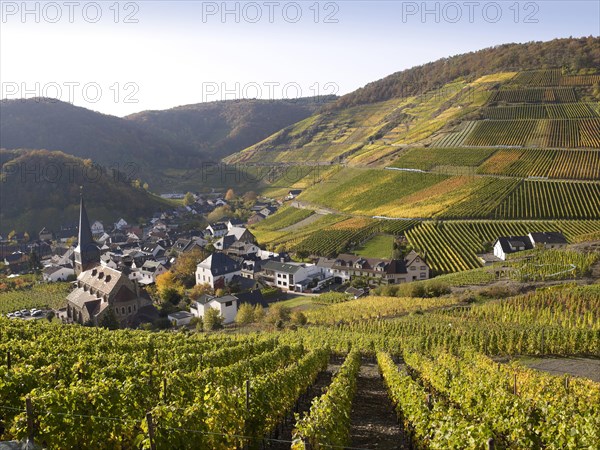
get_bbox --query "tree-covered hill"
[0,149,172,234]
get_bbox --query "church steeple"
[74,191,100,275]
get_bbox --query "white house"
[493,236,534,261]
[114,218,128,230]
[42,264,74,282]
[168,311,195,327]
[206,223,228,238]
[195,253,241,289]
[260,260,325,292]
[287,190,302,199]
[129,260,168,285]
[190,294,238,324]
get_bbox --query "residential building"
[195,253,241,289]
[493,236,534,261]
[190,294,238,324]
[260,260,325,292]
[42,264,74,282]
[528,232,568,249]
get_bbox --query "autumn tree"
[225,188,236,201]
[155,271,184,303]
[172,248,208,287]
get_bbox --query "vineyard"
[493,180,600,220]
[1,277,599,448]
[481,103,599,120]
[461,119,600,148]
[477,148,600,180]
[487,88,577,104]
[405,220,600,273]
[391,147,496,171]
[0,282,70,314]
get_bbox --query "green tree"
[100,309,120,330]
[203,307,224,331]
[291,310,307,325]
[265,303,291,324]
[253,304,265,322]
[235,303,255,325]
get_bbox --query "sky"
[1,0,598,116]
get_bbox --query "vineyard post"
[6,350,10,370]
[565,376,570,392]
[487,437,495,450]
[246,379,251,411]
[25,397,35,446]
[146,412,157,450]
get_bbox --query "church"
[66,196,149,326]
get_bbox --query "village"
[1,187,572,330]
[0,189,432,329]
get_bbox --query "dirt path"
[349,362,406,450]
[517,356,600,382]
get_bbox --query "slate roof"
[197,252,241,276]
[262,260,305,274]
[495,236,534,254]
[528,232,568,245]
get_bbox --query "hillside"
[0,149,172,234]
[0,98,203,187]
[226,37,600,165]
[126,97,335,160]
[228,37,600,276]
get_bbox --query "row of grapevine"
[377,352,491,449]
[438,178,520,219]
[493,180,600,219]
[0,282,71,314]
[433,121,477,147]
[510,69,562,86]
[488,88,577,104]
[463,119,600,148]
[292,349,361,449]
[481,103,599,119]
[477,148,600,180]
[404,351,600,449]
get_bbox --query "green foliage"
[312,292,351,305]
[235,303,256,325]
[0,282,70,314]
[266,303,291,324]
[203,307,224,331]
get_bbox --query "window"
[410,266,415,271]
[420,266,426,270]
[225,301,232,307]
[420,273,426,278]
[128,306,132,314]
[121,307,125,314]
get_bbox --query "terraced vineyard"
[477,148,600,180]
[493,180,600,219]
[488,87,577,104]
[391,146,496,170]
[405,220,600,273]
[481,103,599,120]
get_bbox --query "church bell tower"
[73,194,100,276]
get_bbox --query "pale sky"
[1,1,598,116]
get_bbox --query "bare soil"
[348,362,406,450]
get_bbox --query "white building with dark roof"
[195,253,241,289]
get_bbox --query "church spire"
[74,189,100,275]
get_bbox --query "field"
[391,147,496,171]
[493,180,600,220]
[353,234,394,259]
